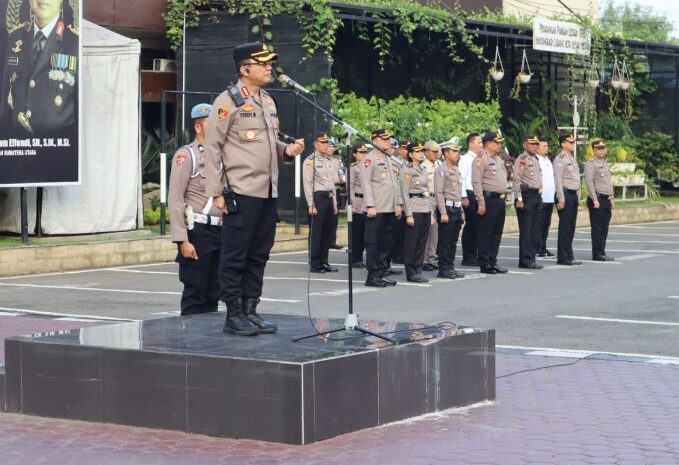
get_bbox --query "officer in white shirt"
[536,137,555,257]
[459,133,482,265]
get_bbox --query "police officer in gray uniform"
[554,134,582,266]
[205,42,305,336]
[435,138,465,279]
[169,104,223,316]
[350,143,369,267]
[1,0,78,135]
[360,128,403,287]
[513,135,543,269]
[585,139,615,261]
[400,142,432,283]
[303,133,339,273]
[472,132,509,274]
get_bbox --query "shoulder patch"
[519,161,526,170]
[365,159,372,168]
[475,158,483,166]
[217,107,229,119]
[176,154,186,165]
[404,173,411,181]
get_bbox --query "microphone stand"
[289,89,397,345]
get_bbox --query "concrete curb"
[1,204,677,278]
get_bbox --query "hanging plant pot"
[611,79,623,89]
[619,79,630,91]
[587,79,600,89]
[491,45,504,81]
[518,73,532,84]
[491,69,504,81]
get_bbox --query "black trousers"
[461,191,478,261]
[403,212,431,279]
[437,207,463,271]
[329,204,339,246]
[557,191,578,261]
[309,193,335,269]
[516,191,543,266]
[351,212,365,264]
[218,193,277,304]
[177,223,222,315]
[390,215,406,262]
[537,202,554,255]
[477,196,505,269]
[588,196,612,258]
[365,212,394,276]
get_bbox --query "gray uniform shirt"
[400,163,431,216]
[168,140,223,243]
[553,151,580,204]
[434,163,463,215]
[303,152,337,207]
[472,152,508,206]
[360,150,402,213]
[205,79,292,199]
[350,162,363,212]
[585,158,614,200]
[512,152,543,199]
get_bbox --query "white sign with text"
[533,17,591,56]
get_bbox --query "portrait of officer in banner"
[0,0,79,136]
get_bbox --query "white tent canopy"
[0,20,142,234]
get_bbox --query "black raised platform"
[3,314,495,444]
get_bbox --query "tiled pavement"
[1,352,678,465]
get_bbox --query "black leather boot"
[223,298,260,336]
[242,297,278,334]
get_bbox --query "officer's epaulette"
[8,21,28,35]
[67,24,80,36]
[350,162,357,167]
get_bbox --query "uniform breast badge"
[49,54,77,86]
[11,39,22,53]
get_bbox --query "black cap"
[407,142,425,153]
[591,139,606,149]
[234,42,277,64]
[352,142,368,153]
[398,139,411,147]
[315,133,331,143]
[525,134,540,144]
[371,128,392,140]
[559,133,576,144]
[482,132,505,143]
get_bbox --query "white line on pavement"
[500,244,679,254]
[555,315,679,327]
[0,306,134,321]
[572,238,679,245]
[617,254,661,261]
[263,276,432,287]
[498,344,679,362]
[668,296,679,299]
[575,231,679,237]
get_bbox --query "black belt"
[314,191,334,198]
[597,193,612,200]
[483,191,506,199]
[354,193,363,198]
[566,188,578,195]
[446,206,462,213]
[409,193,429,198]
[521,187,540,194]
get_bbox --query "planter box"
[610,163,636,174]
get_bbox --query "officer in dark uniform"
[472,132,509,274]
[513,135,543,269]
[205,42,305,336]
[303,133,339,273]
[1,0,78,135]
[169,104,223,316]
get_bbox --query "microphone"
[277,74,314,95]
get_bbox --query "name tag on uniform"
[7,57,18,66]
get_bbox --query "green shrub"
[144,208,170,226]
[332,92,502,143]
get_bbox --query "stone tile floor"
[1,352,678,464]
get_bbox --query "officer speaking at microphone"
[205,42,305,336]
[303,133,339,273]
[472,132,508,274]
[513,134,543,269]
[169,104,222,316]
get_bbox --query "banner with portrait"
[0,0,80,186]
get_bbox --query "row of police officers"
[303,128,617,287]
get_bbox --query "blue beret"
[191,103,212,120]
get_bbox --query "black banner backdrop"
[0,0,80,186]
